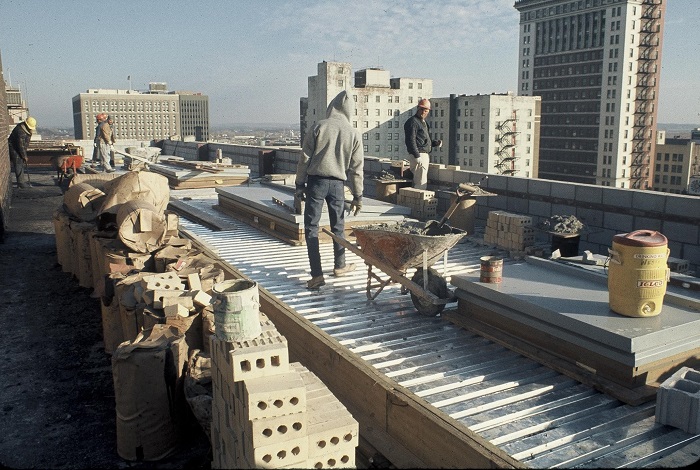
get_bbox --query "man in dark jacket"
[404,98,441,189]
[295,90,364,289]
[8,117,36,188]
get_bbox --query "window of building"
[375,133,380,140]
[363,133,368,140]
[408,83,413,89]
[375,145,380,152]
[417,83,422,89]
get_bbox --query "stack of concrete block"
[655,366,700,434]
[210,315,358,469]
[484,210,535,252]
[667,257,690,273]
[397,187,437,220]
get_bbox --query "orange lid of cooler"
[613,230,667,247]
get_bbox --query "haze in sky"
[1,0,698,128]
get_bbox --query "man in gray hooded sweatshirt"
[296,90,364,289]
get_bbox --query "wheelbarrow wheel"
[410,268,448,316]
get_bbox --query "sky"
[1,0,698,128]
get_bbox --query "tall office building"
[72,82,209,141]
[652,131,700,194]
[427,93,541,178]
[515,0,666,189]
[303,61,433,160]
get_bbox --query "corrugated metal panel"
[179,215,700,468]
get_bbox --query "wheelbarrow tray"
[352,221,466,273]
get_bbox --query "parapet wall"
[158,140,700,274]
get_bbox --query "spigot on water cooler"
[607,230,670,318]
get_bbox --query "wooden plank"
[167,200,237,231]
[180,231,523,469]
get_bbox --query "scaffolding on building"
[630,0,663,189]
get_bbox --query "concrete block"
[143,288,187,308]
[550,181,576,200]
[242,434,308,469]
[664,194,700,219]
[655,367,700,434]
[225,333,290,383]
[187,272,202,291]
[192,289,212,307]
[163,302,191,318]
[244,411,308,449]
[661,221,699,245]
[631,190,666,213]
[140,272,185,291]
[527,179,551,197]
[242,370,306,420]
[667,257,690,273]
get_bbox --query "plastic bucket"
[212,279,261,341]
[608,230,669,317]
[480,256,503,283]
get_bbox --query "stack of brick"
[397,187,437,220]
[655,366,700,434]
[210,316,359,469]
[484,210,535,252]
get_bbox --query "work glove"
[350,196,362,216]
[295,185,306,201]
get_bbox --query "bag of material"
[116,200,167,253]
[112,325,188,461]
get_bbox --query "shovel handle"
[436,188,469,228]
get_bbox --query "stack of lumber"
[149,157,250,189]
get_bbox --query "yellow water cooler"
[608,230,669,317]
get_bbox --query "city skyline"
[1,0,698,128]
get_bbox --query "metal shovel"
[424,183,477,236]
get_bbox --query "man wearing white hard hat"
[8,117,36,189]
[403,98,442,189]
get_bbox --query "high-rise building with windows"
[652,131,700,194]
[303,61,541,178]
[72,82,209,141]
[427,93,541,178]
[514,0,666,189]
[303,61,432,161]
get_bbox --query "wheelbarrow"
[322,221,466,316]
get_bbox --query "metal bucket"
[608,230,669,317]
[480,256,503,283]
[212,279,261,341]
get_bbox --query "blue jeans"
[304,175,347,277]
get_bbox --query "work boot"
[333,263,356,277]
[307,276,325,289]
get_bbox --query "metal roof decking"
[177,205,700,468]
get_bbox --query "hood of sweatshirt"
[326,90,353,122]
